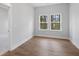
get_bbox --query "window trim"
[39,13,62,31]
[39,15,49,31]
[50,13,62,31]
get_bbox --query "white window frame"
[39,15,49,31]
[39,13,62,31]
[50,13,62,31]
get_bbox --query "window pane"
[40,16,47,22]
[51,15,56,22]
[51,23,60,30]
[51,15,60,23]
[40,23,47,29]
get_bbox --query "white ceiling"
[30,3,56,7]
[1,3,11,7]
[0,3,11,10]
[1,3,56,8]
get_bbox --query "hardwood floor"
[3,36,79,56]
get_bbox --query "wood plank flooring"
[3,36,79,56]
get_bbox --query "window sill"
[39,29,49,31]
[50,29,62,31]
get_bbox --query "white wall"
[0,7,9,51]
[34,3,69,39]
[70,3,79,49]
[10,3,34,50]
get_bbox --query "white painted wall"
[10,3,34,50]
[70,3,79,49]
[0,7,9,51]
[34,3,69,39]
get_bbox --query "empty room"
[0,3,79,56]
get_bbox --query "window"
[39,15,48,30]
[50,14,61,31]
[39,14,62,31]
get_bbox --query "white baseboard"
[10,35,33,51]
[70,39,79,49]
[10,34,69,51]
[0,50,8,56]
[35,35,69,40]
